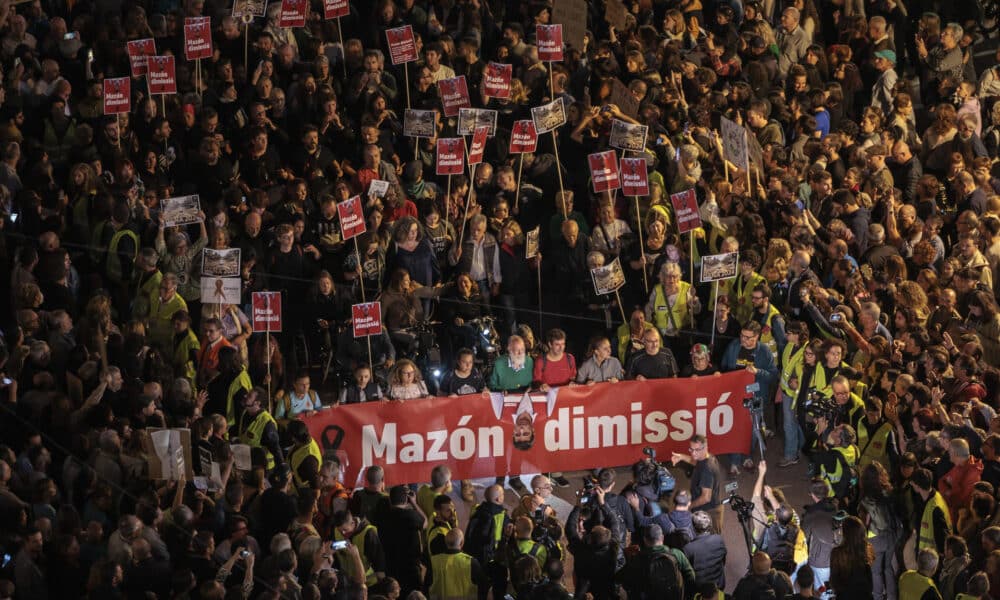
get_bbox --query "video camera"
[743,382,762,411]
[722,481,754,520]
[576,476,597,505]
[640,447,676,496]
[803,389,839,425]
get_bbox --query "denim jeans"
[781,392,804,460]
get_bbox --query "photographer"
[814,418,860,503]
[722,321,779,473]
[593,468,640,544]
[628,489,696,544]
[500,516,550,571]
[380,485,427,596]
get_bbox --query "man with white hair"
[898,548,942,600]
[777,8,810,77]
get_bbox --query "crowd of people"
[4,0,1000,597]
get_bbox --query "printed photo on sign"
[385,25,417,65]
[670,188,702,234]
[368,180,390,199]
[536,24,564,62]
[337,195,366,240]
[509,120,538,154]
[402,109,437,138]
[127,38,156,77]
[468,126,489,165]
[251,291,282,332]
[720,115,749,171]
[184,17,213,61]
[162,195,202,227]
[483,62,512,98]
[591,257,626,295]
[279,0,307,28]
[437,76,471,117]
[588,150,621,193]
[457,107,498,136]
[701,252,739,282]
[323,0,349,19]
[435,138,465,175]
[202,248,241,277]
[621,157,649,197]
[531,97,566,134]
[352,302,382,338]
[232,0,267,19]
[103,77,131,115]
[525,226,540,258]
[147,56,177,95]
[609,119,648,152]
[201,277,242,305]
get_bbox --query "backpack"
[466,504,502,563]
[760,524,797,574]
[640,551,683,600]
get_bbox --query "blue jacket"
[721,339,778,396]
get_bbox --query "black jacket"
[684,531,727,589]
[801,499,837,568]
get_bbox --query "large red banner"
[303,372,753,486]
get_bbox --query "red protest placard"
[103,77,131,115]
[279,0,307,28]
[323,0,349,19]
[468,126,489,165]
[621,157,649,197]
[184,18,213,61]
[589,150,621,193]
[483,62,512,99]
[436,138,465,175]
[437,76,471,117]
[337,195,367,240]
[352,302,382,338]
[386,25,417,65]
[251,291,283,332]
[670,188,703,234]
[127,38,156,77]
[536,24,564,62]
[509,120,538,154]
[147,56,177,95]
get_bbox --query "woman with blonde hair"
[895,280,930,324]
[388,359,430,400]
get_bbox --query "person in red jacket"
[939,438,984,517]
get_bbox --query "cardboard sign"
[509,120,538,154]
[403,108,437,138]
[436,138,465,175]
[252,291,283,332]
[483,62,512,98]
[609,119,648,152]
[591,257,626,295]
[141,428,194,481]
[701,252,739,282]
[531,97,566,134]
[103,77,131,115]
[551,0,587,51]
[468,126,489,165]
[184,17,213,61]
[127,38,156,77]
[386,25,417,65]
[147,55,177,95]
[337,195,367,240]
[720,115,749,171]
[368,180,390,199]
[589,150,621,193]
[670,188,702,234]
[438,76,471,117]
[621,157,649,197]
[457,107,498,136]
[201,277,241,304]
[352,302,382,338]
[536,24,564,62]
[202,248,241,277]
[525,226,540,258]
[324,0,349,18]
[161,195,202,227]
[279,0,307,28]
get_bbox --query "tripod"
[747,400,767,463]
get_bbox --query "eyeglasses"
[689,445,704,452]
[751,295,765,301]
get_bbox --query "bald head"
[485,484,504,504]
[445,528,464,550]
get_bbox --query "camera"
[576,476,597,504]
[640,447,676,496]
[830,313,843,323]
[743,382,762,411]
[239,549,251,559]
[722,481,754,519]
[330,540,349,551]
[804,391,839,424]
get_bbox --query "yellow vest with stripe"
[469,503,507,558]
[899,570,939,600]
[150,292,188,351]
[335,523,378,586]
[239,410,278,471]
[290,438,323,488]
[733,271,766,324]
[226,370,253,426]
[426,519,453,556]
[821,445,858,496]
[429,552,477,600]
[858,420,893,471]
[134,270,162,320]
[106,228,139,283]
[780,344,807,401]
[652,281,694,335]
[514,538,547,569]
[755,304,782,361]
[172,328,200,390]
[918,491,952,551]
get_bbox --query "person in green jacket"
[487,334,534,495]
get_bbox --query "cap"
[874,49,897,64]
